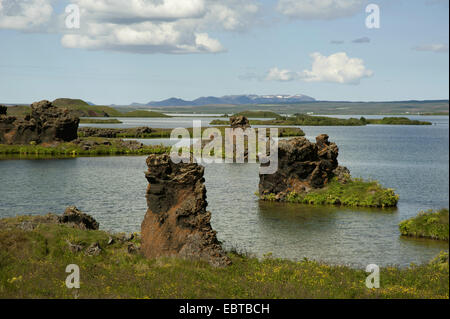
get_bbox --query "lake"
[1,115,448,267]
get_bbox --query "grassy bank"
[79,118,123,124]
[0,215,447,299]
[399,209,449,241]
[0,138,169,156]
[261,178,399,208]
[364,117,432,125]
[78,126,305,139]
[211,114,432,126]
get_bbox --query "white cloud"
[0,0,259,54]
[264,52,373,85]
[277,0,365,20]
[265,67,299,81]
[0,0,53,30]
[60,0,260,54]
[73,0,206,21]
[301,52,373,84]
[413,43,449,53]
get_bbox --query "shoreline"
[0,214,447,299]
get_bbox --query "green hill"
[3,99,171,118]
[52,98,123,117]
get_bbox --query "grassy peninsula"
[78,126,304,139]
[0,215,447,299]
[0,138,169,157]
[210,114,432,126]
[261,177,399,208]
[79,118,123,124]
[399,209,449,241]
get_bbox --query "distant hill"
[146,100,449,115]
[4,99,170,118]
[131,94,316,107]
[53,98,122,117]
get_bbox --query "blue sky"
[0,0,448,105]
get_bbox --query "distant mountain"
[131,94,316,107]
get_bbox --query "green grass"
[52,98,123,117]
[365,117,431,125]
[79,119,123,124]
[0,138,169,157]
[399,209,449,241]
[261,177,399,208]
[79,126,304,139]
[0,215,447,299]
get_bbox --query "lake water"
[1,115,448,267]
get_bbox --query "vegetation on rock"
[399,209,449,241]
[261,177,399,208]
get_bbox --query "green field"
[0,215,448,299]
[0,138,169,157]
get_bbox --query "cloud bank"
[0,0,260,54]
[265,52,373,84]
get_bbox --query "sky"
[0,0,448,105]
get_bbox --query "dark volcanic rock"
[141,154,231,267]
[259,134,346,200]
[59,206,99,230]
[0,100,79,144]
[230,115,250,129]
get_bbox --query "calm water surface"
[1,115,448,267]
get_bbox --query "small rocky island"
[141,154,231,267]
[259,134,399,207]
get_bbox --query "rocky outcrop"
[230,115,250,129]
[0,100,79,144]
[141,154,231,267]
[259,134,348,200]
[0,206,99,232]
[60,206,99,230]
